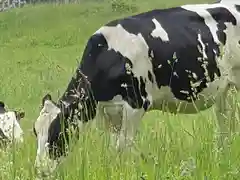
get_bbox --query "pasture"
[1,0,240,179]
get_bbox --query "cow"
[0,101,25,146]
[33,0,240,176]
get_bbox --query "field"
[1,0,240,179]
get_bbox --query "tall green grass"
[1,0,240,179]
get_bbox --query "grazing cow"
[0,101,25,145]
[33,0,240,176]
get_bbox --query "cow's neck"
[58,69,97,123]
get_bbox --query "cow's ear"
[42,94,52,107]
[14,111,25,121]
[18,111,25,119]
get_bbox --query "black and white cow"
[0,101,25,145]
[33,0,240,175]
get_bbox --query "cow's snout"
[34,154,58,178]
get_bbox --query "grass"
[0,0,240,179]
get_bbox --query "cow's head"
[33,70,97,176]
[0,101,25,144]
[33,93,64,176]
[33,93,80,176]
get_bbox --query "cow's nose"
[34,155,58,178]
[34,162,49,179]
[34,160,40,175]
[34,168,48,179]
[34,158,42,175]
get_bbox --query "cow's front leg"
[97,103,124,149]
[116,103,145,156]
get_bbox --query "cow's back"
[80,3,240,113]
